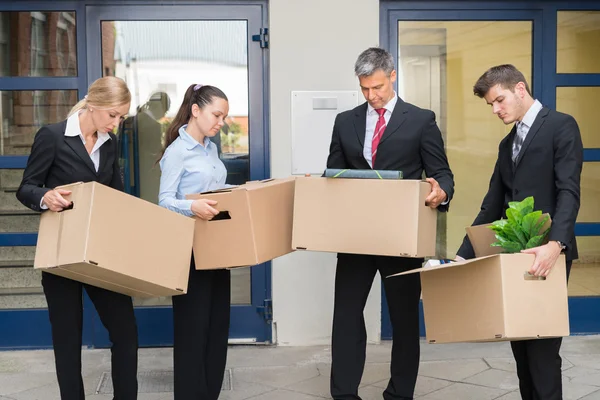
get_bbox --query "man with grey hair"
[327,47,454,400]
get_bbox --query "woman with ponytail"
[16,76,139,399]
[158,83,231,399]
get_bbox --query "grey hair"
[354,47,395,77]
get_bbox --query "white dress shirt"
[363,93,398,168]
[516,99,543,143]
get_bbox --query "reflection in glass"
[556,87,600,149]
[557,11,600,74]
[0,11,77,77]
[0,90,78,155]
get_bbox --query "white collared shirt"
[363,93,398,168]
[516,99,543,142]
[64,111,111,172]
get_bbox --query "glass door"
[86,4,271,346]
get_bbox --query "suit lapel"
[514,108,549,168]
[98,138,112,175]
[378,97,408,146]
[505,125,517,174]
[353,103,368,148]
[64,135,97,175]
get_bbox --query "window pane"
[578,162,600,223]
[0,11,77,77]
[569,237,600,297]
[398,20,532,259]
[556,87,600,149]
[1,90,78,155]
[557,11,600,74]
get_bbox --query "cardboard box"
[393,217,569,344]
[34,182,194,297]
[186,178,295,269]
[292,177,437,257]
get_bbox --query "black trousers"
[173,257,231,400]
[511,260,572,400]
[41,272,139,400]
[330,254,422,400]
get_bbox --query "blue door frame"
[380,1,600,340]
[0,0,272,349]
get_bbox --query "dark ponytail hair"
[158,84,228,160]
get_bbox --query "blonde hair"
[68,76,131,116]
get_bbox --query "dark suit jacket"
[327,98,454,211]
[17,120,123,212]
[457,107,583,261]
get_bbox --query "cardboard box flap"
[186,185,240,197]
[244,177,295,190]
[54,181,85,190]
[389,255,501,277]
[466,213,552,258]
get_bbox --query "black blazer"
[327,98,454,211]
[17,119,123,212]
[457,107,583,261]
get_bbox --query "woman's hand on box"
[191,199,219,220]
[42,189,72,212]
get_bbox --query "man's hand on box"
[42,189,72,212]
[191,199,220,221]
[521,241,562,277]
[425,177,447,209]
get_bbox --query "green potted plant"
[489,196,550,253]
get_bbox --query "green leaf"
[519,196,535,216]
[522,210,543,238]
[506,208,522,225]
[493,235,524,253]
[507,223,528,248]
[508,196,534,217]
[526,234,545,249]
[532,214,550,237]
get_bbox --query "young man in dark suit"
[327,47,454,400]
[456,64,583,400]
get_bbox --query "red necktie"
[371,108,386,166]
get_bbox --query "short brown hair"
[473,64,532,98]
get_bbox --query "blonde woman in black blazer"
[17,76,138,400]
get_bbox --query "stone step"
[0,190,30,211]
[0,169,24,190]
[1,145,31,155]
[0,267,46,307]
[0,293,47,309]
[0,259,34,268]
[0,246,36,262]
[0,214,40,232]
[0,266,42,289]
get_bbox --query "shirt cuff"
[40,197,48,210]
[440,197,449,206]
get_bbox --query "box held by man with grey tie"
[392,217,569,344]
